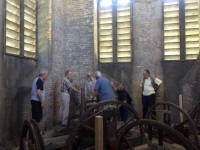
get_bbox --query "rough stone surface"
[0,0,199,146]
[0,0,51,144]
[40,0,95,130]
[99,0,164,115]
[179,56,200,112]
[0,0,95,143]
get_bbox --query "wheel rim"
[119,119,198,150]
[146,102,199,148]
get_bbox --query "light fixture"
[100,0,112,8]
[118,0,130,6]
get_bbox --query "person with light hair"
[31,69,48,125]
[92,71,115,101]
[84,72,96,100]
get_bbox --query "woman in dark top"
[112,83,132,122]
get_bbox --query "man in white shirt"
[141,69,162,118]
[85,72,96,100]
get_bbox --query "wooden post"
[95,116,103,150]
[179,94,183,122]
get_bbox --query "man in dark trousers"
[141,69,162,118]
[31,69,48,125]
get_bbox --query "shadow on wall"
[179,55,200,112]
[8,87,31,145]
[162,60,195,106]
[99,63,133,96]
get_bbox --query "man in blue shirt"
[31,69,48,124]
[92,71,115,101]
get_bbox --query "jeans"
[142,94,156,118]
[120,105,128,122]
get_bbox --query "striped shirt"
[61,77,72,94]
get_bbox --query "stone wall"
[99,0,164,115]
[39,0,95,130]
[0,0,6,143]
[64,0,94,83]
[179,56,200,112]
[98,0,199,117]
[0,0,51,144]
[0,0,199,145]
[0,0,95,143]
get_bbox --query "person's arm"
[72,86,81,94]
[67,79,80,94]
[155,78,163,88]
[111,82,117,92]
[92,80,100,100]
[36,79,45,108]
[36,90,45,107]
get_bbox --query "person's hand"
[41,100,45,109]
[123,100,127,104]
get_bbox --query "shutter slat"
[185,0,200,60]
[24,0,36,58]
[6,0,20,55]
[164,0,180,60]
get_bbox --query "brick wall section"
[0,0,95,142]
[64,0,94,82]
[99,0,164,115]
[0,0,52,143]
[0,0,5,143]
[132,0,163,113]
[40,0,95,130]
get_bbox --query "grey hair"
[95,71,102,78]
[39,69,48,76]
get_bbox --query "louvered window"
[6,0,21,55]
[98,0,133,63]
[185,0,200,60]
[24,0,36,58]
[5,0,37,59]
[163,0,200,61]
[117,1,132,62]
[99,0,113,63]
[164,0,180,60]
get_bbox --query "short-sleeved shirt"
[31,77,45,101]
[94,77,115,101]
[85,77,96,99]
[61,77,72,94]
[36,78,43,90]
[140,77,162,96]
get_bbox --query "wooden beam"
[179,94,183,122]
[95,116,103,150]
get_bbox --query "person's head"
[87,72,93,79]
[95,71,102,79]
[143,69,150,79]
[65,69,73,78]
[39,69,48,80]
[118,83,125,91]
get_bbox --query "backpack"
[142,77,160,97]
